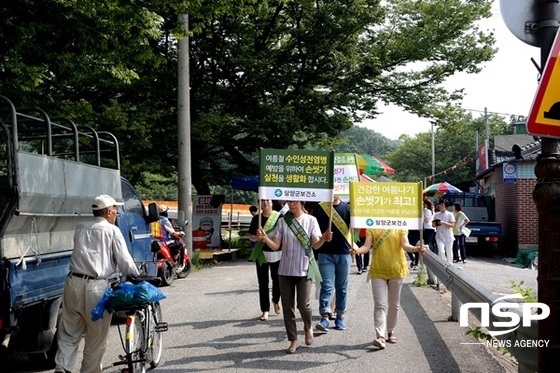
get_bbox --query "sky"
[361,2,541,140]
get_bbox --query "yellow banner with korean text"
[349,181,423,229]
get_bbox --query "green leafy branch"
[510,280,537,303]
[465,327,509,355]
[413,263,429,287]
[465,280,537,356]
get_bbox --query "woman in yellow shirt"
[353,229,425,349]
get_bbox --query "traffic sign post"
[527,28,560,137]
[502,1,560,370]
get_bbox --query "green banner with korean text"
[334,153,360,202]
[349,181,423,229]
[259,149,334,202]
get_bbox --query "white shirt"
[69,217,139,279]
[271,213,322,277]
[434,210,455,243]
[264,250,282,263]
[423,208,434,230]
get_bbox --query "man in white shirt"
[54,195,139,373]
[433,199,455,265]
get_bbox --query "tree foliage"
[334,126,402,157]
[386,112,513,184]
[1,0,496,196]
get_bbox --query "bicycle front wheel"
[148,302,164,368]
[126,312,147,373]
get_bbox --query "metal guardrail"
[423,250,538,373]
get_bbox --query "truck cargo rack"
[0,95,120,171]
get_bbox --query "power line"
[461,107,527,118]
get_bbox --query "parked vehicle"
[153,233,191,286]
[442,192,502,254]
[0,96,159,365]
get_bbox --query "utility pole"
[431,121,435,179]
[532,1,560,370]
[177,14,193,257]
[484,107,489,140]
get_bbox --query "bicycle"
[112,276,168,373]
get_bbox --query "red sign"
[476,140,488,177]
[527,28,560,138]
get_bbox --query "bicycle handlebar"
[126,274,162,287]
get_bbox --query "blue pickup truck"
[442,192,502,254]
[0,96,159,365]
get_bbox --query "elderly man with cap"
[54,195,139,373]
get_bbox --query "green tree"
[386,113,512,183]
[335,126,402,157]
[1,0,496,194]
[135,172,179,201]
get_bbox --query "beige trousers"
[54,275,111,373]
[370,277,404,339]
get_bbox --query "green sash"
[283,212,322,283]
[319,202,358,250]
[249,211,280,266]
[453,211,463,235]
[372,229,391,254]
[366,229,391,282]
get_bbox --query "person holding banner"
[313,195,352,332]
[353,229,425,349]
[258,200,332,354]
[248,199,282,321]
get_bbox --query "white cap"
[159,204,169,213]
[91,195,124,211]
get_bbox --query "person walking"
[423,199,436,249]
[313,195,352,332]
[433,199,455,264]
[452,202,470,263]
[258,200,332,354]
[406,230,420,270]
[422,199,438,284]
[248,199,282,321]
[54,195,140,373]
[249,205,259,216]
[353,229,424,349]
[355,228,369,275]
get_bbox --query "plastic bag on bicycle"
[91,281,166,321]
[91,288,113,321]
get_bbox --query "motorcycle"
[152,227,191,286]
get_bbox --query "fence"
[423,250,538,373]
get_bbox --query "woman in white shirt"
[258,201,332,354]
[452,202,470,263]
[423,199,435,249]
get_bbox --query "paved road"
[6,254,536,372]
